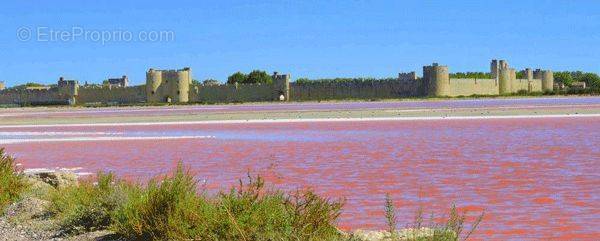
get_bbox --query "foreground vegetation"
[1,150,483,241]
[50,165,343,240]
[0,148,28,212]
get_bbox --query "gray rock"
[24,170,78,189]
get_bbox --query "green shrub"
[111,163,215,240]
[112,166,344,241]
[0,148,28,212]
[49,172,136,234]
[217,175,343,240]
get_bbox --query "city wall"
[190,83,276,103]
[289,79,423,101]
[512,79,543,93]
[77,85,146,104]
[0,89,70,106]
[446,78,500,96]
[0,59,555,106]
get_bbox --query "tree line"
[449,72,493,79]
[554,71,600,90]
[295,77,398,85]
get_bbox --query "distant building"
[58,77,78,88]
[106,75,129,87]
[0,81,5,90]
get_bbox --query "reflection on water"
[1,117,599,240]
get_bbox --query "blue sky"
[0,0,599,86]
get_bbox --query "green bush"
[0,148,28,212]
[216,175,343,240]
[49,172,137,234]
[112,166,343,241]
[111,163,215,240]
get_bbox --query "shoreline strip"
[1,113,600,129]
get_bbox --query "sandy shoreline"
[1,113,600,129]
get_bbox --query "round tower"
[498,68,512,95]
[176,68,191,103]
[428,65,450,96]
[146,69,162,103]
[541,70,554,92]
[524,68,533,80]
[510,68,517,93]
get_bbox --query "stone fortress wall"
[77,85,146,104]
[0,88,70,106]
[0,59,554,106]
[289,79,423,101]
[188,72,290,103]
[424,59,553,97]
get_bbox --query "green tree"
[245,70,272,84]
[227,72,247,85]
[515,72,524,79]
[554,71,573,86]
[295,78,310,84]
[576,72,600,90]
[449,72,492,79]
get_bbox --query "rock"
[5,197,50,220]
[347,228,454,241]
[350,229,390,241]
[24,170,78,189]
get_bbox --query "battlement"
[398,72,417,81]
[148,67,191,73]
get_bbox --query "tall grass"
[384,194,484,241]
[49,172,138,234]
[111,163,213,240]
[111,165,344,241]
[385,194,398,239]
[0,148,28,212]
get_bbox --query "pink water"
[1,117,600,240]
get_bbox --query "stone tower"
[493,60,515,95]
[0,81,5,91]
[57,77,79,105]
[272,72,290,101]
[533,69,554,92]
[523,68,533,81]
[423,63,450,96]
[146,67,191,103]
[542,70,554,92]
